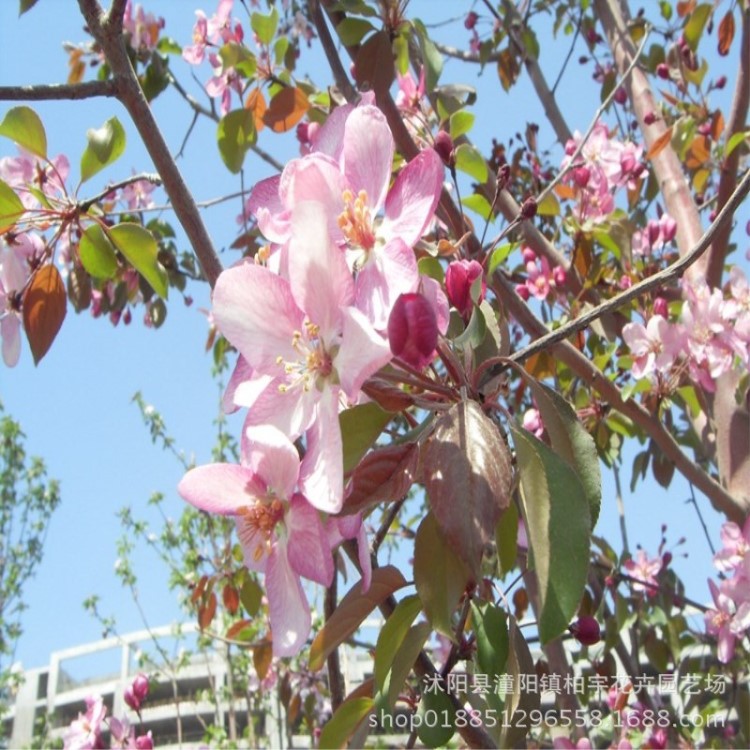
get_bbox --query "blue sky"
[0,0,747,678]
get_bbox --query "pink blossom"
[0,150,69,209]
[213,202,392,512]
[0,243,28,367]
[522,408,544,438]
[63,695,107,750]
[120,177,156,211]
[388,292,438,370]
[246,104,443,329]
[714,518,750,572]
[622,315,679,379]
[518,254,564,302]
[182,11,209,64]
[622,549,662,596]
[179,425,334,656]
[395,67,426,114]
[705,578,750,663]
[123,2,164,52]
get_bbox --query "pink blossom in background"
[522,408,544,438]
[705,578,750,663]
[622,549,662,596]
[123,1,164,52]
[714,518,750,572]
[395,67,426,114]
[63,695,107,750]
[621,315,679,380]
[0,243,29,367]
[445,259,485,320]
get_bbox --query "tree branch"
[311,0,359,105]
[0,80,118,101]
[594,0,704,277]
[76,0,224,287]
[705,4,750,288]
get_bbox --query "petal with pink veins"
[178,463,267,515]
[213,263,304,373]
[286,495,334,587]
[342,106,394,212]
[266,540,311,657]
[382,148,444,247]
[244,425,301,500]
[336,306,392,399]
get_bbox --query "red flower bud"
[446,259,485,319]
[653,297,668,318]
[515,283,530,301]
[614,86,628,105]
[387,293,438,370]
[433,130,456,168]
[135,732,154,750]
[644,111,657,125]
[569,616,601,646]
[464,11,479,30]
[656,63,670,80]
[715,75,727,89]
[520,197,537,220]
[496,164,511,193]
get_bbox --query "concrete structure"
[1,623,286,749]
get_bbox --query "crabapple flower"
[522,408,544,438]
[213,202,391,512]
[246,104,444,329]
[623,549,662,596]
[123,2,164,53]
[714,518,750,572]
[705,579,750,663]
[123,673,149,712]
[63,695,107,750]
[178,425,334,656]
[395,67,426,114]
[0,243,28,367]
[622,315,679,379]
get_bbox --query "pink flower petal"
[286,495,334,586]
[244,425,301,500]
[178,463,266,514]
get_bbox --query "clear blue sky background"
[0,1,747,678]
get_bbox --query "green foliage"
[79,116,126,183]
[109,223,169,299]
[217,109,257,174]
[0,106,47,159]
[0,402,60,721]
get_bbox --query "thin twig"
[311,0,359,104]
[78,172,162,211]
[0,80,118,101]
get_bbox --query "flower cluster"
[63,674,152,750]
[622,270,750,390]
[515,247,566,302]
[705,518,750,663]
[180,101,445,656]
[561,122,644,224]
[122,1,165,54]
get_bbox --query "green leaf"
[684,3,712,51]
[381,621,430,708]
[471,601,509,677]
[109,223,168,299]
[0,106,47,159]
[462,193,493,221]
[521,379,602,528]
[240,576,263,617]
[80,116,126,183]
[520,27,540,60]
[725,129,749,159]
[417,256,444,282]
[487,243,514,276]
[340,402,391,474]
[336,17,376,46]
[0,178,25,233]
[318,696,374,750]
[156,36,182,55]
[217,109,257,174]
[218,42,257,78]
[449,110,475,140]
[19,0,40,14]
[455,143,488,182]
[511,425,591,643]
[79,224,119,279]
[414,513,472,637]
[374,595,422,693]
[251,6,279,46]
[416,685,455,748]
[413,19,443,91]
[536,192,560,217]
[495,499,518,576]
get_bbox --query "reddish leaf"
[191,574,209,605]
[223,583,240,615]
[226,618,254,640]
[711,110,725,141]
[22,264,67,365]
[361,379,415,412]
[353,31,395,99]
[343,442,419,515]
[198,591,217,630]
[718,10,735,56]
[686,134,711,168]
[253,640,273,681]
[262,86,309,133]
[646,126,673,160]
[308,566,407,671]
[677,0,696,17]
[245,88,267,132]
[423,400,512,577]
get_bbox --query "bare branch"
[77,0,224,287]
[705,4,750,288]
[105,0,128,31]
[594,0,704,277]
[0,80,118,101]
[311,0,359,105]
[78,172,162,212]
